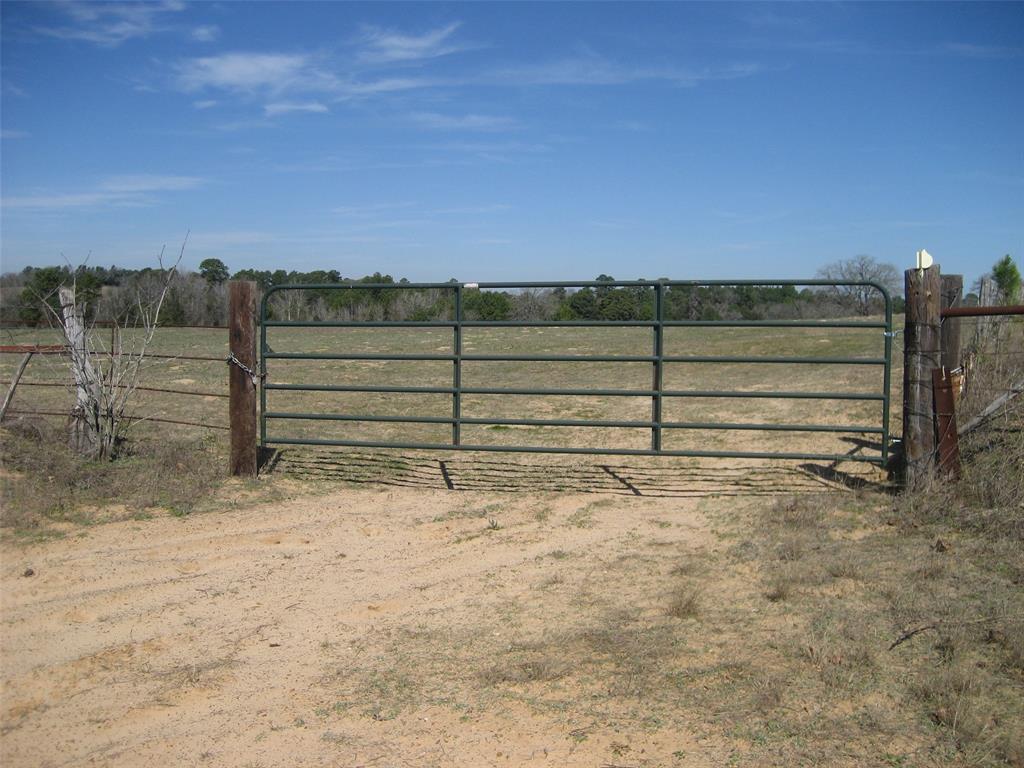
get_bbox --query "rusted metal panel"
[932,367,961,479]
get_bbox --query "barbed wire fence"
[0,324,231,434]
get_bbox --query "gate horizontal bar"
[264,319,888,329]
[663,421,883,433]
[263,278,894,294]
[264,410,882,433]
[663,355,885,365]
[264,351,885,365]
[264,382,885,400]
[265,412,650,428]
[663,389,884,400]
[262,436,884,463]
[267,383,458,394]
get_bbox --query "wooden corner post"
[902,265,942,487]
[229,280,258,477]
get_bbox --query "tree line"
[10,253,1020,327]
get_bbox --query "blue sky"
[1,1,1021,284]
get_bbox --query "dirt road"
[2,453,866,768]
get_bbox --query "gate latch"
[226,353,263,387]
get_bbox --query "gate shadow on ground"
[266,449,891,497]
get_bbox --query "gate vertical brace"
[259,288,267,448]
[452,285,463,446]
[652,282,664,452]
[882,290,893,467]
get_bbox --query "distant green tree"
[594,274,616,299]
[991,254,1021,304]
[19,267,67,325]
[567,287,599,319]
[161,287,187,326]
[597,289,639,320]
[463,289,513,320]
[198,258,229,285]
[18,266,102,324]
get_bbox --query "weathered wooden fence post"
[0,351,34,422]
[976,276,997,345]
[229,280,258,477]
[903,265,942,487]
[940,274,963,371]
[59,286,100,454]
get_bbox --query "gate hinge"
[883,330,901,338]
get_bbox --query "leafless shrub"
[34,243,185,459]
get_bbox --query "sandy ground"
[1,464,850,768]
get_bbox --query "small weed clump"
[666,582,702,619]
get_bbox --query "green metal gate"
[260,280,893,464]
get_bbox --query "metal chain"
[226,352,263,387]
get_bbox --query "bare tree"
[816,255,900,315]
[48,242,184,459]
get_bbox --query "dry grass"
[0,419,229,536]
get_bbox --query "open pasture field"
[3,318,1022,768]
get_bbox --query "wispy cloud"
[588,218,635,230]
[98,175,202,193]
[330,201,510,224]
[174,50,436,103]
[433,204,511,215]
[942,42,1023,59]
[487,56,760,88]
[356,22,466,64]
[175,52,322,94]
[192,99,218,110]
[612,120,651,132]
[264,101,328,116]
[411,112,518,131]
[333,202,417,218]
[1,130,30,139]
[740,7,815,31]
[190,230,274,248]
[711,209,791,225]
[430,140,551,162]
[3,175,204,210]
[191,24,220,43]
[34,0,186,46]
[169,31,762,119]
